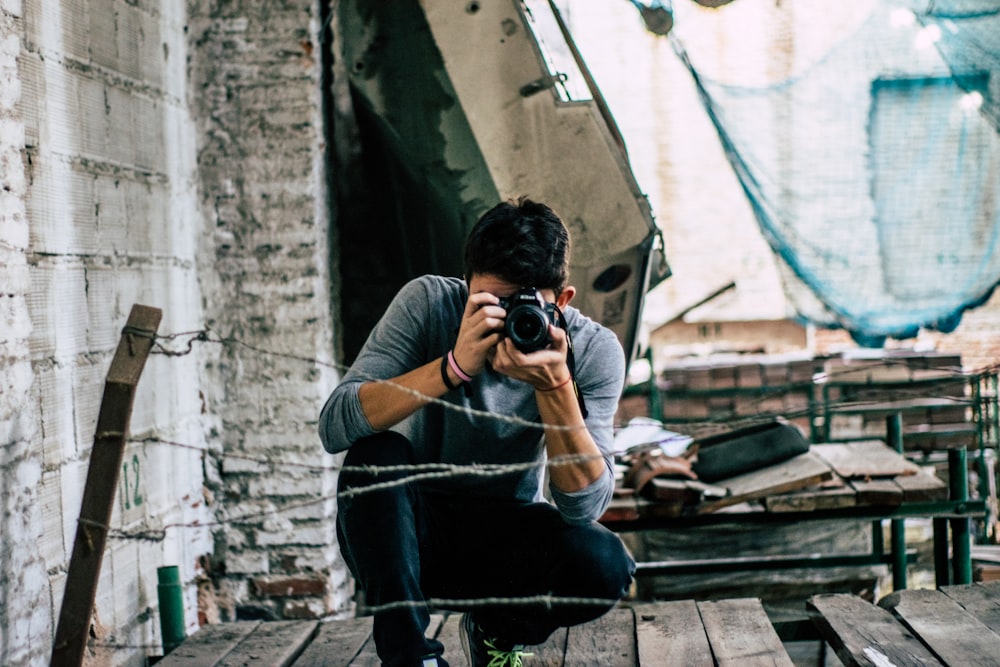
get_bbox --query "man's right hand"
[452,291,506,377]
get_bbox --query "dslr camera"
[498,288,558,353]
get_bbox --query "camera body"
[497,288,558,353]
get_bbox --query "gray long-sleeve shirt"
[319,275,625,524]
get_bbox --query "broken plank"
[294,617,373,667]
[157,622,262,667]
[52,304,163,666]
[879,588,1000,666]
[635,600,713,667]
[696,452,833,514]
[697,598,793,667]
[563,607,636,666]
[812,442,921,478]
[216,620,318,667]
[807,594,944,667]
[941,581,1000,635]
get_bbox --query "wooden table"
[601,443,986,589]
[156,582,1000,666]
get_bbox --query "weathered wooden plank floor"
[157,598,795,666]
[157,582,1000,666]
[808,581,1000,667]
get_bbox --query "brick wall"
[1,0,345,664]
[187,0,347,623]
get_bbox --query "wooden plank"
[807,594,944,667]
[647,478,703,504]
[215,620,317,667]
[52,304,162,667]
[765,484,857,513]
[696,452,833,514]
[635,600,713,667]
[157,622,262,667]
[894,472,947,502]
[812,442,921,478]
[879,588,1000,666]
[697,598,793,667]
[284,617,372,667]
[563,607,636,666]
[942,581,1000,634]
[850,479,903,507]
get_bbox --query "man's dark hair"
[464,197,570,292]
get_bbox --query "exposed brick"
[251,574,328,599]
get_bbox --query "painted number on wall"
[121,453,144,509]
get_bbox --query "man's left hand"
[488,324,572,391]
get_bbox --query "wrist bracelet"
[447,350,473,383]
[440,354,462,391]
[537,376,572,392]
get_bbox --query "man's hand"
[489,324,571,390]
[451,291,506,377]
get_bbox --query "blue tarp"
[640,0,1000,346]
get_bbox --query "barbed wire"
[146,326,1000,441]
[99,435,609,543]
[148,328,591,433]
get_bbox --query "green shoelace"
[484,637,534,667]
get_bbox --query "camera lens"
[512,312,544,342]
[507,306,549,352]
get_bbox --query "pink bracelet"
[447,350,473,383]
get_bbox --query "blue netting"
[650,1,1000,346]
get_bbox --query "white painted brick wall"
[0,0,228,663]
[0,1,51,663]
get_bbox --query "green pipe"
[887,413,907,591]
[158,565,186,654]
[949,448,973,585]
[933,518,951,587]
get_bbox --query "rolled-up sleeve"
[318,379,372,454]
[548,466,615,525]
[547,324,625,523]
[318,278,434,453]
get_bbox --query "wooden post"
[51,305,162,667]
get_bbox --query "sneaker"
[459,614,533,667]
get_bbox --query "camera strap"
[553,305,588,419]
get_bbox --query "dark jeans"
[337,432,636,667]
